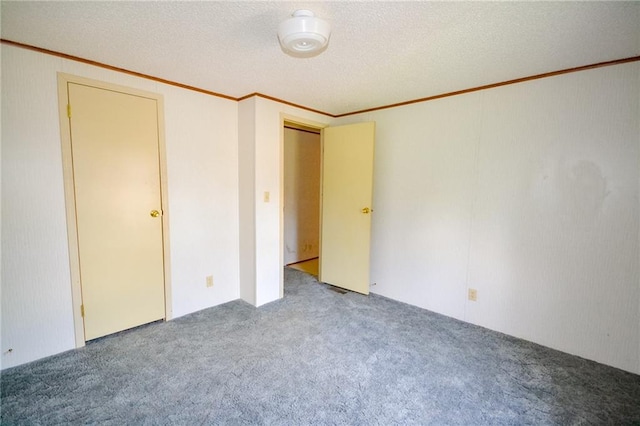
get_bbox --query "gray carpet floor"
[2,268,640,425]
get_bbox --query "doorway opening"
[280,117,375,297]
[283,121,322,277]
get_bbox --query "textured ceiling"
[2,1,639,115]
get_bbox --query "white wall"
[283,128,321,265]
[162,83,240,317]
[2,45,75,369]
[3,43,638,375]
[0,46,3,365]
[1,45,240,369]
[334,62,640,374]
[238,98,256,305]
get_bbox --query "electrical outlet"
[263,191,270,203]
[468,288,477,301]
[206,275,214,288]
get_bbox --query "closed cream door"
[319,122,375,294]
[68,83,165,340]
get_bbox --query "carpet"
[2,268,639,424]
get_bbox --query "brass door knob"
[150,210,160,218]
[361,207,371,214]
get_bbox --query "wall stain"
[558,160,609,225]
[531,158,610,229]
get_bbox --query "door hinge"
[80,304,85,317]
[67,104,72,118]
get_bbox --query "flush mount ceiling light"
[278,10,331,58]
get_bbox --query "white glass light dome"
[278,10,331,58]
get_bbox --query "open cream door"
[319,122,375,294]
[67,82,166,340]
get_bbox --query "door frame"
[57,73,172,348]
[279,113,328,298]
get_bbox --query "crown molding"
[3,39,638,119]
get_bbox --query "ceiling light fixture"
[278,10,331,58]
